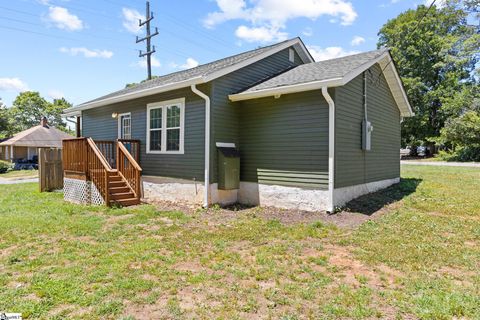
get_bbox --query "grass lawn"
[0,166,479,319]
[0,170,38,179]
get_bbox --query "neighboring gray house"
[64,37,413,211]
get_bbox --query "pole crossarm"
[136,1,159,80]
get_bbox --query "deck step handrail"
[86,137,115,205]
[117,141,142,200]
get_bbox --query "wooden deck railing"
[95,140,115,168]
[63,138,88,173]
[118,139,140,163]
[117,141,142,198]
[86,138,114,205]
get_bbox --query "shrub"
[0,160,13,174]
[437,146,480,162]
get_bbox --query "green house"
[63,37,413,211]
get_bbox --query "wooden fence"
[39,148,63,192]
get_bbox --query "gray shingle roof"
[241,48,388,93]
[0,125,73,148]
[78,38,307,107]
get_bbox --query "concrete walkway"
[401,160,480,167]
[0,177,39,184]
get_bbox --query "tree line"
[0,92,73,138]
[379,0,479,160]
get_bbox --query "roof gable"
[229,49,413,117]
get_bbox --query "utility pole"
[136,1,159,80]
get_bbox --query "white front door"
[118,113,132,139]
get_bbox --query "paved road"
[401,161,480,167]
[0,177,39,184]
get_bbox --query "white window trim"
[146,98,185,154]
[117,112,132,139]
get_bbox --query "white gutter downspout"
[322,87,335,212]
[191,84,211,208]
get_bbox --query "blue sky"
[0,0,430,107]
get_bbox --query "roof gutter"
[190,84,211,208]
[229,78,344,102]
[63,76,204,117]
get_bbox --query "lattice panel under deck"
[63,178,105,205]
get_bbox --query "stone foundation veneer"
[332,177,400,208]
[238,182,330,212]
[142,180,237,206]
[142,177,400,212]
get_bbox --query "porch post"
[10,145,13,161]
[76,116,81,137]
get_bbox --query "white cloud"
[307,45,358,61]
[235,25,288,43]
[47,6,83,31]
[0,78,29,92]
[48,89,64,100]
[350,35,365,46]
[122,8,145,34]
[205,0,357,27]
[425,0,446,7]
[302,27,313,37]
[180,58,199,69]
[204,0,358,42]
[137,56,161,69]
[60,47,114,58]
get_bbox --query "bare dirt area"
[147,193,403,229]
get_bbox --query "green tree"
[378,2,479,148]
[8,92,70,133]
[0,98,11,138]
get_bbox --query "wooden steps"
[108,171,140,207]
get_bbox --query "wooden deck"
[63,138,142,207]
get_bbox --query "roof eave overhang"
[229,78,344,102]
[229,51,414,118]
[63,76,204,117]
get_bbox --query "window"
[147,98,185,154]
[289,48,295,63]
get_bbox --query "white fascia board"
[203,38,310,83]
[64,111,81,117]
[63,76,204,116]
[229,78,343,102]
[384,59,414,117]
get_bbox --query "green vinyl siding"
[82,85,208,181]
[334,64,401,188]
[238,90,329,189]
[210,47,304,182]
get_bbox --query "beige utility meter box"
[216,143,240,190]
[362,119,373,151]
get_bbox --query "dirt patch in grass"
[323,244,403,289]
[148,199,396,229]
